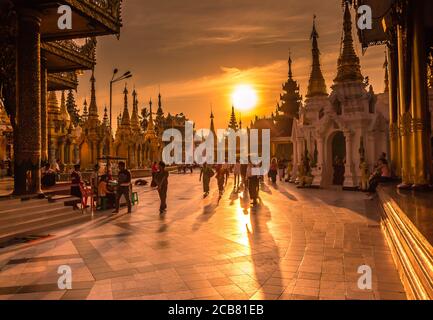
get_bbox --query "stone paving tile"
[0,173,407,300]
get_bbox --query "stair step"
[0,206,70,225]
[0,214,91,246]
[0,201,63,216]
[0,198,49,211]
[0,210,83,235]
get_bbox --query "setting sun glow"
[231,84,258,111]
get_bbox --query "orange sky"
[75,0,388,131]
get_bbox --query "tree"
[66,89,81,126]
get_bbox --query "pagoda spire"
[210,105,216,135]
[306,15,328,98]
[48,91,60,114]
[146,98,155,133]
[60,90,70,122]
[82,99,88,121]
[228,105,238,130]
[88,69,99,119]
[103,105,109,126]
[280,52,302,118]
[288,50,293,80]
[383,50,389,92]
[239,113,242,129]
[121,84,131,127]
[131,88,140,131]
[334,1,363,83]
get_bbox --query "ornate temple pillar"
[40,56,48,164]
[14,9,42,195]
[388,45,401,176]
[410,0,431,188]
[314,136,324,186]
[58,141,64,164]
[49,139,56,164]
[397,23,413,188]
[343,129,356,187]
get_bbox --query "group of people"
[70,161,133,214]
[268,158,294,184]
[199,161,262,206]
[41,159,65,187]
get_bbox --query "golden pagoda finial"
[130,88,140,131]
[210,104,216,134]
[88,68,98,119]
[306,15,328,98]
[288,49,293,80]
[334,1,363,83]
[120,83,131,127]
[147,98,155,132]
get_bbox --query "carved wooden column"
[343,129,355,187]
[14,8,42,195]
[410,0,431,188]
[41,55,48,164]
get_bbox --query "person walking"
[151,161,158,187]
[223,163,230,186]
[278,159,286,182]
[268,158,278,183]
[247,163,260,206]
[240,163,248,189]
[215,164,225,198]
[233,160,241,192]
[113,161,132,214]
[199,162,214,198]
[155,161,169,214]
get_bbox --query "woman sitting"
[98,175,116,209]
[367,159,392,197]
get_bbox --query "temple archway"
[79,141,92,170]
[330,131,346,186]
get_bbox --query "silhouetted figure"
[70,164,83,198]
[247,164,259,206]
[151,161,158,187]
[200,162,214,198]
[113,161,132,214]
[155,161,169,214]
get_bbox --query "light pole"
[109,69,132,132]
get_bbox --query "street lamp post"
[109,69,132,132]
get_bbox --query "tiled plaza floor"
[0,172,407,300]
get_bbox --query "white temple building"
[292,4,389,188]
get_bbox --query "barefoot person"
[199,162,214,198]
[113,161,132,214]
[155,161,169,214]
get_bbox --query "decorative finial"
[307,15,327,98]
[288,49,293,79]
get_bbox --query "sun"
[231,84,258,111]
